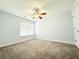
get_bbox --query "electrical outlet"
[77,30,79,32]
[75,40,77,42]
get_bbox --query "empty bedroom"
[0,0,79,59]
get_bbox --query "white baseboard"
[74,42,79,48]
[0,36,75,48]
[36,37,74,45]
[0,35,34,48]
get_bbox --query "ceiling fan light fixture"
[33,7,47,20]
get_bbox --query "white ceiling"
[0,0,74,21]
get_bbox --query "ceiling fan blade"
[38,16,43,19]
[40,13,46,15]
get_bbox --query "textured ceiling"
[0,0,74,21]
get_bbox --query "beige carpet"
[0,39,79,59]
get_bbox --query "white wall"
[0,11,34,46]
[35,0,74,44]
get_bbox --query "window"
[20,22,34,36]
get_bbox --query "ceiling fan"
[32,7,46,20]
